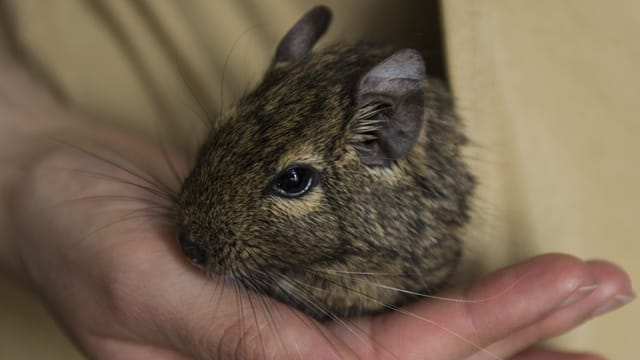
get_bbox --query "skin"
[0,59,634,359]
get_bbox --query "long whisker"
[218,24,263,123]
[51,140,177,201]
[239,249,344,359]
[387,306,502,360]
[244,285,268,360]
[310,273,503,360]
[80,208,174,241]
[84,194,169,207]
[52,194,172,212]
[241,254,293,358]
[240,247,394,359]
[199,273,231,352]
[255,291,289,358]
[270,276,352,358]
[285,276,400,360]
[60,167,174,203]
[307,268,516,304]
[231,267,248,360]
[156,137,187,191]
[307,268,398,276]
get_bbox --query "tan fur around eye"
[270,187,323,217]
[267,144,326,217]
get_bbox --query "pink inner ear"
[354,49,426,166]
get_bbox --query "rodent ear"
[352,49,426,166]
[275,6,332,63]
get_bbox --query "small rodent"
[175,5,474,320]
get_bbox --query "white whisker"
[312,270,503,359]
[307,267,517,304]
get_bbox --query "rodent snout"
[177,228,207,268]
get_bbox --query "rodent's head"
[176,6,474,319]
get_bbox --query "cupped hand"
[9,136,633,360]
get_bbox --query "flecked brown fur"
[176,7,474,320]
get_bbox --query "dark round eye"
[272,166,316,198]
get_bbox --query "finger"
[510,348,604,360]
[468,260,633,359]
[351,254,602,359]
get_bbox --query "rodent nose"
[177,228,207,268]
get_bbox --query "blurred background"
[0,0,638,358]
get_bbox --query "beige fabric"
[0,1,637,358]
[444,0,639,357]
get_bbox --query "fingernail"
[559,283,599,309]
[592,291,636,316]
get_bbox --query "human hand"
[5,135,632,360]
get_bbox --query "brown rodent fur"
[175,6,474,320]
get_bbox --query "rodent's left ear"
[275,6,332,63]
[351,49,426,166]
